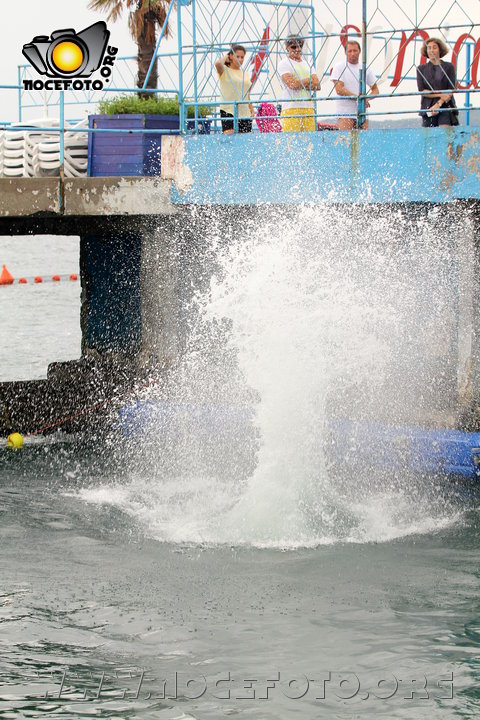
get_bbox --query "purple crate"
[88,114,180,177]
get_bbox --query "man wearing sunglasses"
[278,34,321,132]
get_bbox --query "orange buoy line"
[0,265,14,284]
[0,265,78,285]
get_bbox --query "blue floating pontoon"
[326,418,480,479]
[118,402,480,480]
[117,400,253,438]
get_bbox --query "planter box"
[88,114,180,177]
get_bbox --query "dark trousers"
[220,110,252,133]
[421,108,458,127]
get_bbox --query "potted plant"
[88,95,211,177]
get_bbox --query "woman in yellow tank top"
[215,45,254,134]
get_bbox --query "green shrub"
[98,95,211,117]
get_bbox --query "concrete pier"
[1,127,480,435]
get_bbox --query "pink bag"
[255,102,282,132]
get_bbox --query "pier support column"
[80,227,142,357]
[466,203,480,413]
[80,214,195,377]
[138,208,240,372]
[472,204,480,407]
[455,201,480,428]
[140,217,184,370]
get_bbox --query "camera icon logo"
[22,21,110,78]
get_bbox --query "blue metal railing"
[0,0,479,178]
[12,36,480,130]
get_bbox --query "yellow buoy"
[7,432,23,449]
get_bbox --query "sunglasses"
[288,44,302,50]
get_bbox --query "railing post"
[192,0,199,131]
[233,101,239,133]
[465,42,472,127]
[59,89,65,212]
[17,65,22,122]
[59,90,65,169]
[358,0,368,128]
[311,6,317,130]
[177,0,185,132]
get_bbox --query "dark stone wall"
[81,231,142,355]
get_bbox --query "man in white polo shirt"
[278,35,321,132]
[331,40,378,129]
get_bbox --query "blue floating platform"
[326,418,480,479]
[117,400,253,438]
[117,401,480,480]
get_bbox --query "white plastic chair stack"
[25,122,60,177]
[1,118,58,177]
[28,117,66,177]
[0,118,88,178]
[2,129,27,177]
[65,119,88,177]
[30,118,88,177]
[31,137,61,177]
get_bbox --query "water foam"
[80,204,464,547]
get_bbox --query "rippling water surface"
[1,216,480,718]
[0,235,81,381]
[2,447,480,719]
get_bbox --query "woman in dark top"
[416,37,458,127]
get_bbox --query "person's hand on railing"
[429,92,453,115]
[364,84,379,109]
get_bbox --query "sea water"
[1,209,480,719]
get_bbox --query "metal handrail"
[0,0,478,181]
[3,85,477,134]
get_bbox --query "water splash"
[80,203,465,547]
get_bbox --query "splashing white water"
[79,204,464,547]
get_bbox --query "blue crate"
[88,114,180,176]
